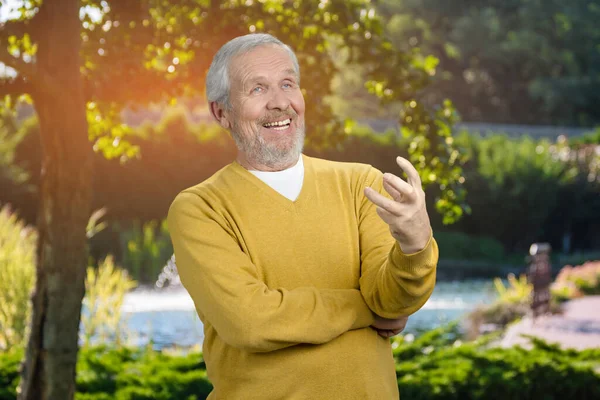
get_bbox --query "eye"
[252,86,263,94]
[282,83,293,89]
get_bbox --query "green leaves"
[399,99,467,225]
[379,0,600,126]
[81,256,137,347]
[0,204,36,352]
[395,327,600,400]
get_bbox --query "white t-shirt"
[249,155,304,201]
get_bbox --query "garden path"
[500,296,600,350]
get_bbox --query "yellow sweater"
[167,154,438,400]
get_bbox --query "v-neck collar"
[230,154,313,211]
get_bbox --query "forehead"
[230,45,296,85]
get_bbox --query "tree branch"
[0,75,32,97]
[0,17,39,81]
[0,47,37,81]
[0,10,43,42]
[0,19,29,42]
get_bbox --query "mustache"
[256,111,297,125]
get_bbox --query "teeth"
[264,118,291,127]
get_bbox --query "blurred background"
[0,1,599,399]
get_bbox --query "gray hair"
[205,33,300,108]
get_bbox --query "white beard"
[231,123,305,170]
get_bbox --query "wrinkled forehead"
[229,44,297,87]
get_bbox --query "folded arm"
[168,191,375,353]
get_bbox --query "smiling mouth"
[263,118,292,131]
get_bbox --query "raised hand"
[364,156,432,254]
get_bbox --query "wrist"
[395,227,432,254]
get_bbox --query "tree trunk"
[18,1,93,399]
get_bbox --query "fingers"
[395,156,422,188]
[383,180,403,202]
[376,206,396,225]
[364,187,402,216]
[376,329,403,338]
[383,173,414,200]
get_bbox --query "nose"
[266,87,290,111]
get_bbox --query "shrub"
[1,329,598,400]
[81,256,137,347]
[0,204,36,351]
[551,260,600,301]
[453,132,579,252]
[116,220,173,284]
[0,349,22,400]
[0,202,138,350]
[465,274,533,336]
[434,231,506,262]
[75,346,212,400]
[394,329,600,400]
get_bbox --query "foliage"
[570,127,600,145]
[1,0,459,157]
[0,0,468,224]
[0,204,35,351]
[394,330,600,400]
[3,110,598,258]
[451,132,581,252]
[434,231,505,262]
[0,201,136,350]
[77,346,212,400]
[466,274,533,334]
[467,258,600,333]
[399,99,467,224]
[1,325,599,400]
[81,256,137,347]
[551,260,600,301]
[0,348,22,400]
[377,0,600,127]
[493,274,532,305]
[117,219,173,284]
[0,109,30,187]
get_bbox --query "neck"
[237,153,300,172]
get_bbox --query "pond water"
[117,279,498,350]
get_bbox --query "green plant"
[551,260,600,301]
[453,132,579,252]
[0,347,22,400]
[81,256,137,347]
[493,274,532,305]
[465,274,533,336]
[118,220,173,284]
[395,333,600,400]
[434,231,506,262]
[0,204,36,351]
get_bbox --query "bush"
[116,219,173,284]
[551,260,600,301]
[76,346,212,400]
[81,256,137,347]
[434,231,506,262]
[0,349,22,400]
[0,204,36,351]
[1,327,598,400]
[453,132,580,252]
[393,326,600,400]
[0,203,138,349]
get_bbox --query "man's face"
[221,45,306,170]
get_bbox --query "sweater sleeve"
[357,167,439,319]
[168,191,375,353]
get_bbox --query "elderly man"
[168,33,438,399]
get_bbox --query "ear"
[209,102,232,130]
